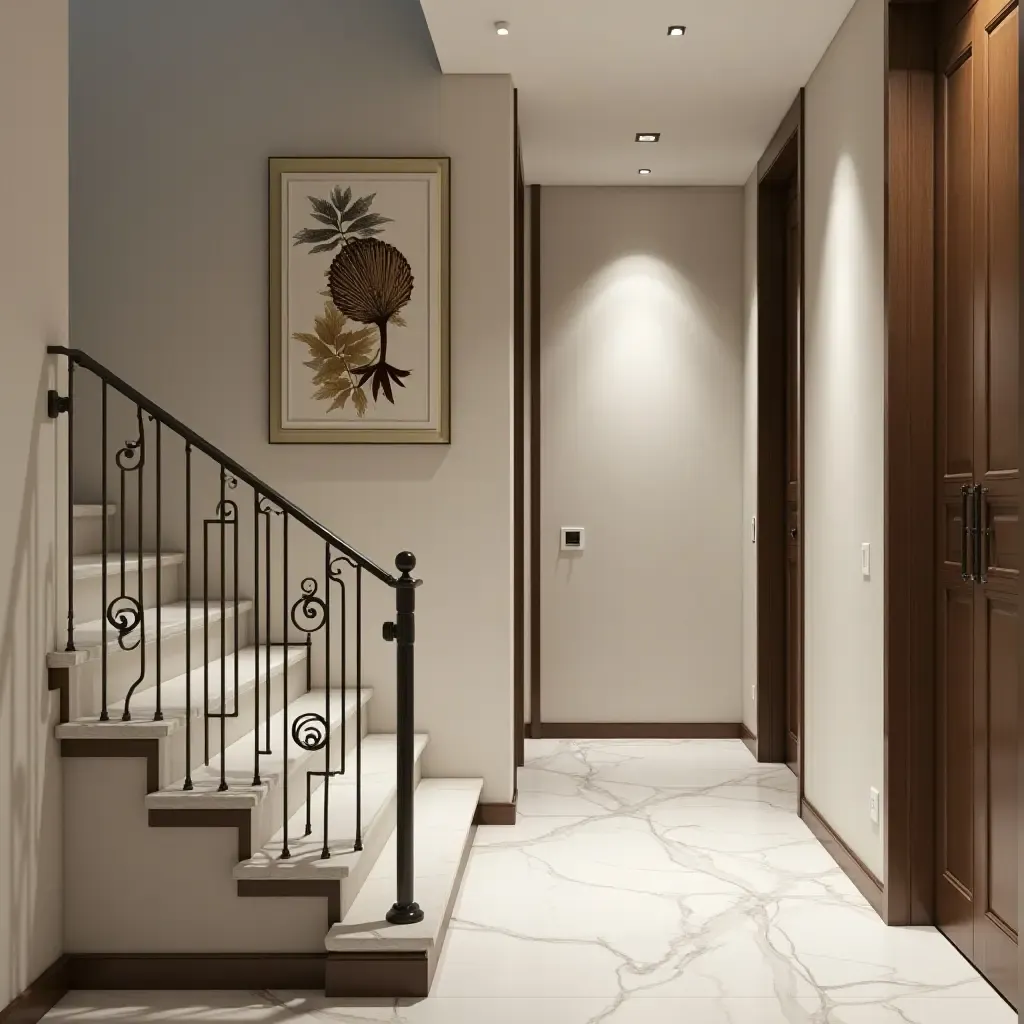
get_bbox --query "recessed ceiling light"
[495,20,510,35]
[667,25,686,36]
[639,168,652,175]
[636,133,661,143]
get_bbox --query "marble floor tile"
[44,740,1014,1024]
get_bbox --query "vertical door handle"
[975,485,988,584]
[960,484,971,581]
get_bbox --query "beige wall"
[741,172,759,738]
[802,0,886,876]
[70,0,515,802]
[538,187,744,724]
[0,0,68,1006]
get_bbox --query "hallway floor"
[46,739,1014,1023]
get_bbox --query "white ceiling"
[418,0,858,185]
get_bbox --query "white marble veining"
[44,739,1015,1023]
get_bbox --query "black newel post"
[384,551,424,925]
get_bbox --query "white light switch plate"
[869,787,880,825]
[861,542,871,579]
[560,526,585,552]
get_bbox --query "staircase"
[45,348,480,996]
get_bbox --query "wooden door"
[936,0,1019,1004]
[784,178,801,775]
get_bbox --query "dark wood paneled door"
[936,0,1019,1005]
[784,178,801,776]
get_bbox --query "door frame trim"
[513,89,526,770]
[883,0,938,927]
[754,91,805,792]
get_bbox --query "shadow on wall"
[0,364,61,1003]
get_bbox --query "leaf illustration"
[292,302,377,416]
[309,240,343,255]
[308,196,340,227]
[341,192,376,224]
[348,212,394,235]
[331,185,353,217]
[293,226,341,247]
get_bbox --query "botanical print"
[270,158,449,444]
[291,187,413,413]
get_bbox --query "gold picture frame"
[269,157,450,443]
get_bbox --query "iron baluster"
[385,552,424,925]
[99,382,109,721]
[64,360,75,652]
[220,467,226,790]
[203,504,210,766]
[118,408,146,720]
[154,421,163,722]
[184,442,193,791]
[355,566,363,851]
[288,575,330,856]
[281,511,290,860]
[253,489,261,787]
[323,543,331,859]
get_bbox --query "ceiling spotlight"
[636,132,661,143]
[495,20,510,35]
[667,25,686,36]
[639,168,652,175]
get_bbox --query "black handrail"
[47,346,397,587]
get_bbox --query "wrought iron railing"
[47,345,424,926]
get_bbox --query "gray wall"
[539,187,744,725]
[0,0,68,1005]
[70,0,516,801]
[741,0,886,876]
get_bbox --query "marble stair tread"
[73,504,115,518]
[55,645,308,740]
[325,777,482,953]
[146,688,371,810]
[48,599,253,668]
[72,551,185,579]
[234,733,429,881]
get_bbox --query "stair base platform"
[324,777,481,997]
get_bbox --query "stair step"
[234,733,429,880]
[72,504,117,556]
[73,551,184,580]
[324,778,481,996]
[56,645,308,740]
[49,599,253,668]
[73,504,116,519]
[146,688,371,810]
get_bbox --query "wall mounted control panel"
[561,526,585,551]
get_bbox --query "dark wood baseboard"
[800,798,885,917]
[527,722,743,740]
[740,723,757,758]
[474,790,517,825]
[326,950,426,999]
[66,953,325,990]
[0,957,69,1024]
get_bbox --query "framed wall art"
[269,157,450,443]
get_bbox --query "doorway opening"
[755,94,805,786]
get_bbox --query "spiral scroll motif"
[107,595,144,651]
[328,553,359,583]
[291,712,329,752]
[290,577,327,635]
